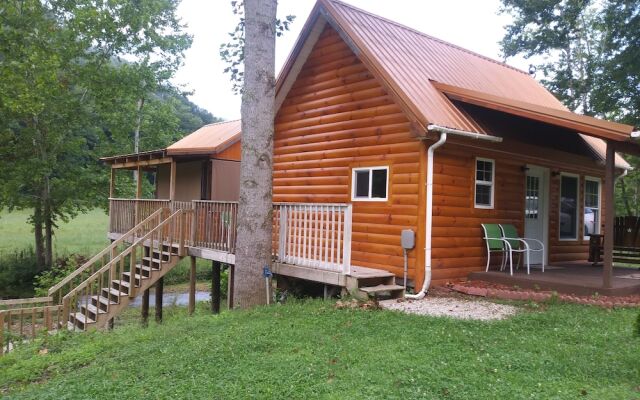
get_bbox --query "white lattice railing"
[273,203,352,274]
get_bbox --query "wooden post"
[0,312,4,356]
[603,141,615,289]
[227,264,235,310]
[169,160,176,201]
[141,288,150,326]
[109,168,116,198]
[212,261,221,314]
[188,256,196,315]
[136,165,143,198]
[155,277,164,323]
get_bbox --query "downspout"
[406,124,502,300]
[405,132,447,300]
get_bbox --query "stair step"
[142,256,168,265]
[70,312,95,326]
[92,295,117,309]
[81,303,107,319]
[112,279,131,292]
[135,264,158,277]
[122,272,146,282]
[102,287,126,300]
[359,284,405,294]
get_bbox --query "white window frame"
[558,173,580,241]
[583,176,601,240]
[351,166,389,202]
[474,158,495,209]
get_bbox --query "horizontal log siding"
[273,26,423,280]
[431,141,605,284]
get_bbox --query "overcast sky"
[173,0,528,121]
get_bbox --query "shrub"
[0,248,41,298]
[33,254,87,298]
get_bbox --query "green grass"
[0,210,109,257]
[1,300,638,399]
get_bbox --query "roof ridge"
[323,0,529,76]
[201,119,241,128]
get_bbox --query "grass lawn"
[1,300,638,399]
[0,209,109,256]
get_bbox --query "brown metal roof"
[166,120,241,156]
[274,0,637,165]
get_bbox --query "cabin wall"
[216,141,241,161]
[431,139,606,285]
[211,159,241,201]
[273,26,424,280]
[156,161,204,201]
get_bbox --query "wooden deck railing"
[0,297,63,356]
[109,198,171,234]
[191,201,238,252]
[108,200,353,274]
[273,203,352,274]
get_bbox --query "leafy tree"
[0,0,191,268]
[500,0,640,215]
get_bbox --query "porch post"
[603,141,615,289]
[136,165,143,198]
[169,160,176,201]
[109,168,116,198]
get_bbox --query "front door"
[524,166,548,265]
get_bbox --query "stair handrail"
[61,209,185,323]
[48,208,166,302]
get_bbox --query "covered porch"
[469,262,640,296]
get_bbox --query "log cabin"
[12,0,640,334]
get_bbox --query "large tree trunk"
[33,201,45,268]
[233,0,277,309]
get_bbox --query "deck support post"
[141,289,150,326]
[603,141,615,289]
[155,277,164,323]
[188,256,196,315]
[169,160,176,201]
[227,264,235,310]
[212,261,221,314]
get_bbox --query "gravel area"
[379,296,518,321]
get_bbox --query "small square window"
[351,166,388,201]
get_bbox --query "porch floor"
[468,262,640,296]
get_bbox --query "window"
[525,175,540,219]
[351,166,388,201]
[559,175,579,240]
[584,178,600,238]
[475,158,494,208]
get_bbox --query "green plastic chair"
[499,224,545,274]
[481,223,513,274]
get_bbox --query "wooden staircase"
[64,209,189,331]
[347,266,405,300]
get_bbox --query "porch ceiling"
[433,81,640,159]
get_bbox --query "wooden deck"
[468,262,640,296]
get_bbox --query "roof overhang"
[100,149,172,169]
[433,81,637,145]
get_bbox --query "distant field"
[0,209,109,256]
